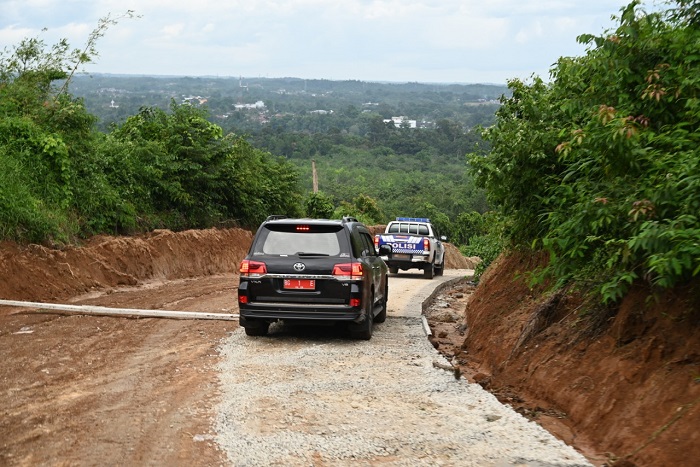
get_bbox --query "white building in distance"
[234,101,265,110]
[384,116,417,128]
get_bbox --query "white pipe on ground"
[0,299,238,321]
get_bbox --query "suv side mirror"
[440,236,447,242]
[378,244,392,257]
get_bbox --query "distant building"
[182,95,208,105]
[384,116,417,128]
[234,101,265,110]
[309,110,332,115]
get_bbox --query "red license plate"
[283,279,316,290]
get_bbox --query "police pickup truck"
[374,217,446,279]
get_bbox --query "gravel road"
[215,269,592,466]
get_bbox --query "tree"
[333,194,382,224]
[469,0,700,301]
[305,192,335,218]
[111,103,303,229]
[453,211,486,246]
[0,18,132,241]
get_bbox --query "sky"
[1,0,657,85]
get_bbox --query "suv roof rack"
[342,216,359,223]
[265,215,288,222]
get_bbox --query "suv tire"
[242,319,269,336]
[374,284,388,323]
[349,294,374,340]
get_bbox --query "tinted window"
[360,233,375,256]
[350,231,362,257]
[254,226,342,256]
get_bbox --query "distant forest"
[70,74,508,228]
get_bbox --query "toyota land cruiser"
[238,216,391,340]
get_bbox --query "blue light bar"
[396,217,430,223]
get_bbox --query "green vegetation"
[0,17,302,243]
[15,0,696,310]
[68,74,502,236]
[1,17,503,249]
[470,0,700,301]
[247,115,491,229]
[457,211,505,279]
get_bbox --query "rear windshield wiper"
[296,252,330,257]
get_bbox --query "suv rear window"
[254,224,343,256]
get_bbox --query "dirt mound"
[459,252,700,466]
[0,228,253,302]
[444,243,479,269]
[0,227,473,304]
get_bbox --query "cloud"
[514,20,544,44]
[1,0,638,83]
[0,25,34,46]
[159,23,185,40]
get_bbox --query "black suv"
[238,216,391,339]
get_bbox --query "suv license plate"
[283,279,316,290]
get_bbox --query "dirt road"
[0,274,237,466]
[216,269,589,466]
[0,268,464,466]
[1,268,589,466]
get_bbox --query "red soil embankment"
[461,252,699,466]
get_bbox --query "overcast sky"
[1,0,658,85]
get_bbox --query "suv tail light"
[332,262,363,279]
[239,260,267,277]
[423,238,430,252]
[374,235,379,250]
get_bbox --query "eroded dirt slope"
[445,252,700,467]
[0,228,253,302]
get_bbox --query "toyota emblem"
[293,262,306,272]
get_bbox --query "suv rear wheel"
[349,294,374,340]
[241,318,270,336]
[374,284,388,323]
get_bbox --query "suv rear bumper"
[240,303,364,322]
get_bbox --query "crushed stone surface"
[215,271,591,467]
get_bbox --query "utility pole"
[312,160,319,193]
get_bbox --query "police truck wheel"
[436,259,444,276]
